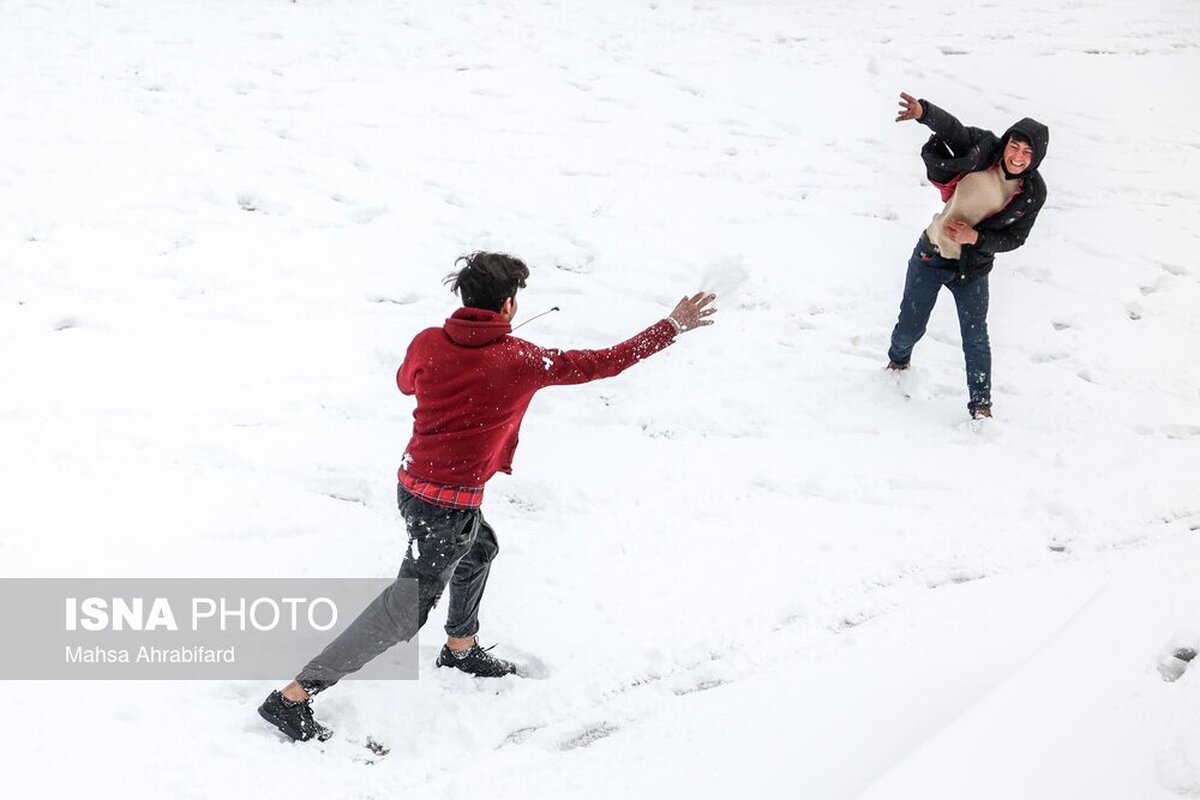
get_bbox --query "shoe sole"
[435,657,517,678]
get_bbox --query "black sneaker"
[436,642,517,678]
[886,360,909,371]
[258,690,333,742]
[970,407,993,420]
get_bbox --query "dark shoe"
[971,407,993,420]
[886,360,909,371]
[436,641,517,678]
[258,690,333,742]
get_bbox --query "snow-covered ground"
[2,0,1198,797]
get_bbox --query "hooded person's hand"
[896,92,923,122]
[943,219,979,245]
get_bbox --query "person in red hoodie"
[259,251,717,742]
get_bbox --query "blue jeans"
[888,238,992,411]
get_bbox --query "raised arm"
[526,292,716,388]
[897,91,972,156]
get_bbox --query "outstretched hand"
[669,292,718,333]
[895,91,923,122]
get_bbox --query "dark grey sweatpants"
[295,486,499,692]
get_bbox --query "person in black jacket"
[886,91,1049,419]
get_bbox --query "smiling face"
[1003,136,1035,175]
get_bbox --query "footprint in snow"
[673,678,726,696]
[366,293,419,305]
[1157,645,1197,683]
[560,722,618,750]
[1131,425,1200,441]
[926,570,988,589]
[504,646,551,680]
[1028,350,1070,363]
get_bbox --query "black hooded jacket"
[917,99,1049,278]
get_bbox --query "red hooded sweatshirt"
[396,308,677,490]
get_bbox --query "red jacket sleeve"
[519,318,678,388]
[396,334,424,396]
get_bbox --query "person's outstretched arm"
[525,292,717,388]
[896,91,971,156]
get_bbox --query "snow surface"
[2,0,1199,797]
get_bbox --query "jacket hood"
[443,307,512,347]
[1002,117,1049,173]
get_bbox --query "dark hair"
[1007,131,1033,147]
[443,251,530,312]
